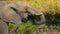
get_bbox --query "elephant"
[0,2,45,34]
[7,2,45,24]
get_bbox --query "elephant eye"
[10,7,18,12]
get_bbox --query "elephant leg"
[0,20,8,34]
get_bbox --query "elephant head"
[8,2,46,24]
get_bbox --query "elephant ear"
[0,3,21,24]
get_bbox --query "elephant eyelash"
[10,7,18,12]
[10,7,21,14]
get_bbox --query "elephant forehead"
[4,3,18,9]
[15,2,26,12]
[18,7,26,12]
[5,2,26,12]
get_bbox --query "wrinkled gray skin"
[0,2,45,34]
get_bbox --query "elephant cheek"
[22,13,28,19]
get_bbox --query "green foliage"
[9,21,38,34]
[9,23,14,30]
